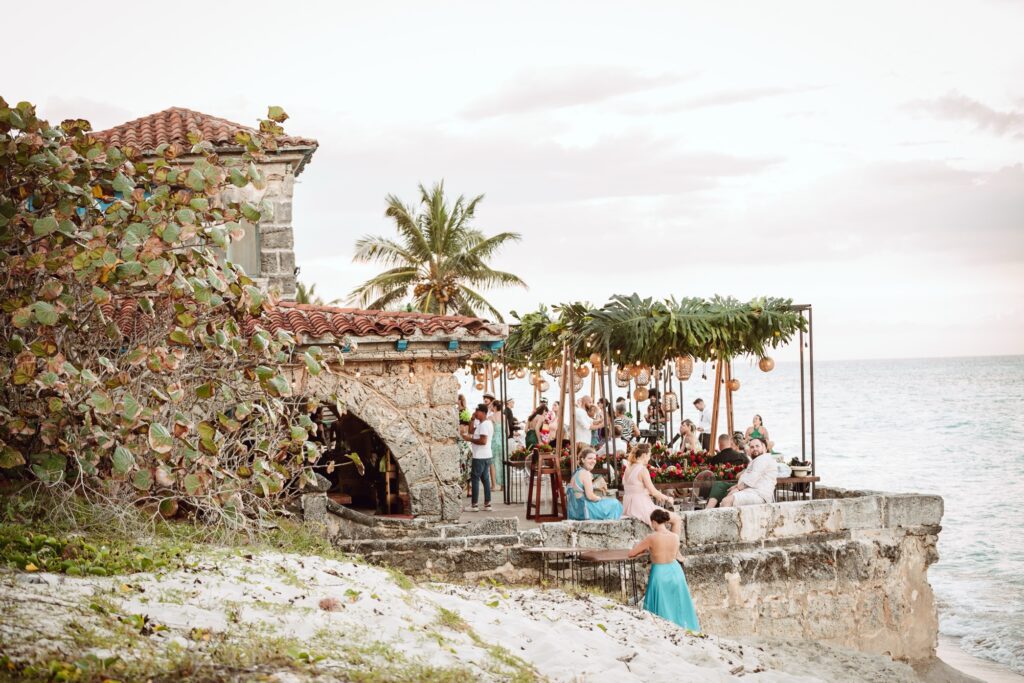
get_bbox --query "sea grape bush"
[0,98,333,522]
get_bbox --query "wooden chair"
[526,450,567,522]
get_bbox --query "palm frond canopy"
[505,294,807,368]
[348,182,525,322]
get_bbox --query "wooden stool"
[526,451,566,522]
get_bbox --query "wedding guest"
[710,434,748,466]
[566,448,623,521]
[574,396,594,449]
[621,443,680,529]
[613,402,641,444]
[488,400,505,491]
[677,419,699,452]
[718,438,776,508]
[525,404,547,449]
[745,415,772,451]
[629,509,700,632]
[463,404,493,512]
[694,398,712,451]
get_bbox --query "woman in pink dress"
[622,443,681,528]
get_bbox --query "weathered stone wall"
[319,489,944,664]
[296,355,464,521]
[253,159,298,298]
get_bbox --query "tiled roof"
[92,107,317,174]
[101,300,503,344]
[251,302,505,341]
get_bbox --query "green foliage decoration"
[507,293,807,367]
[0,98,333,520]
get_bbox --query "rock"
[301,473,331,493]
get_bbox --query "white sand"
[0,551,973,681]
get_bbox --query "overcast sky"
[5,0,1023,360]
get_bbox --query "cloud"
[461,66,694,119]
[907,91,1024,138]
[622,85,826,115]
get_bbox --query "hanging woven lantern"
[634,387,649,402]
[615,368,631,388]
[589,352,602,368]
[628,362,642,378]
[475,382,484,390]
[727,378,741,392]
[635,366,651,387]
[675,355,694,381]
[516,368,527,379]
[575,365,590,379]
[663,391,679,412]
[547,359,562,377]
[474,372,485,382]
[539,380,550,392]
[759,357,775,373]
[574,376,584,393]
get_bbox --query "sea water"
[460,354,1024,673]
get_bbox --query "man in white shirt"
[720,438,777,507]
[694,398,712,452]
[462,404,494,512]
[574,396,594,449]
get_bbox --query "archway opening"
[311,404,410,517]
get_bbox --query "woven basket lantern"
[727,378,741,392]
[758,356,775,373]
[515,368,527,379]
[575,365,590,379]
[539,380,550,392]
[574,376,584,393]
[475,382,484,390]
[675,355,694,381]
[615,368,631,388]
[589,352,602,367]
[634,387,649,402]
[547,359,562,377]
[663,391,679,412]
[635,367,651,387]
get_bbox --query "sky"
[4,0,1023,360]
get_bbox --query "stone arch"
[300,370,452,520]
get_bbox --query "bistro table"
[577,548,644,606]
[523,547,582,586]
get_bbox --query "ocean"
[459,354,1024,674]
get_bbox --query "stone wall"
[253,158,299,299]
[295,355,464,521]
[319,489,944,664]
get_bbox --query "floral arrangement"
[622,448,747,483]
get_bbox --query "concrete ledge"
[883,494,944,528]
[685,508,740,545]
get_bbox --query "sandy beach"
[938,636,1024,683]
[0,549,1002,682]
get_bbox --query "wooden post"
[725,361,735,436]
[567,348,578,473]
[553,347,568,466]
[708,358,724,453]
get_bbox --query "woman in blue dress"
[628,508,701,632]
[566,448,623,521]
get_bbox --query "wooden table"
[523,547,581,586]
[652,476,821,501]
[578,548,644,605]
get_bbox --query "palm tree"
[294,281,340,306]
[348,182,526,321]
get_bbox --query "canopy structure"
[484,294,815,495]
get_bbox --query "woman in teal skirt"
[629,508,700,632]
[566,448,623,521]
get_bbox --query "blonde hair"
[628,442,651,465]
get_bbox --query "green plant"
[0,99,333,525]
[348,181,525,320]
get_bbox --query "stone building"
[93,107,316,298]
[96,108,508,522]
[256,303,506,521]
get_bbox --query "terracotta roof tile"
[101,300,503,345]
[248,302,504,342]
[92,107,317,174]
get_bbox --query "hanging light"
[727,378,740,392]
[539,380,550,392]
[675,355,694,381]
[575,365,590,379]
[475,382,484,390]
[516,368,527,379]
[758,357,775,373]
[634,387,649,402]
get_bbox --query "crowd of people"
[457,392,782,634]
